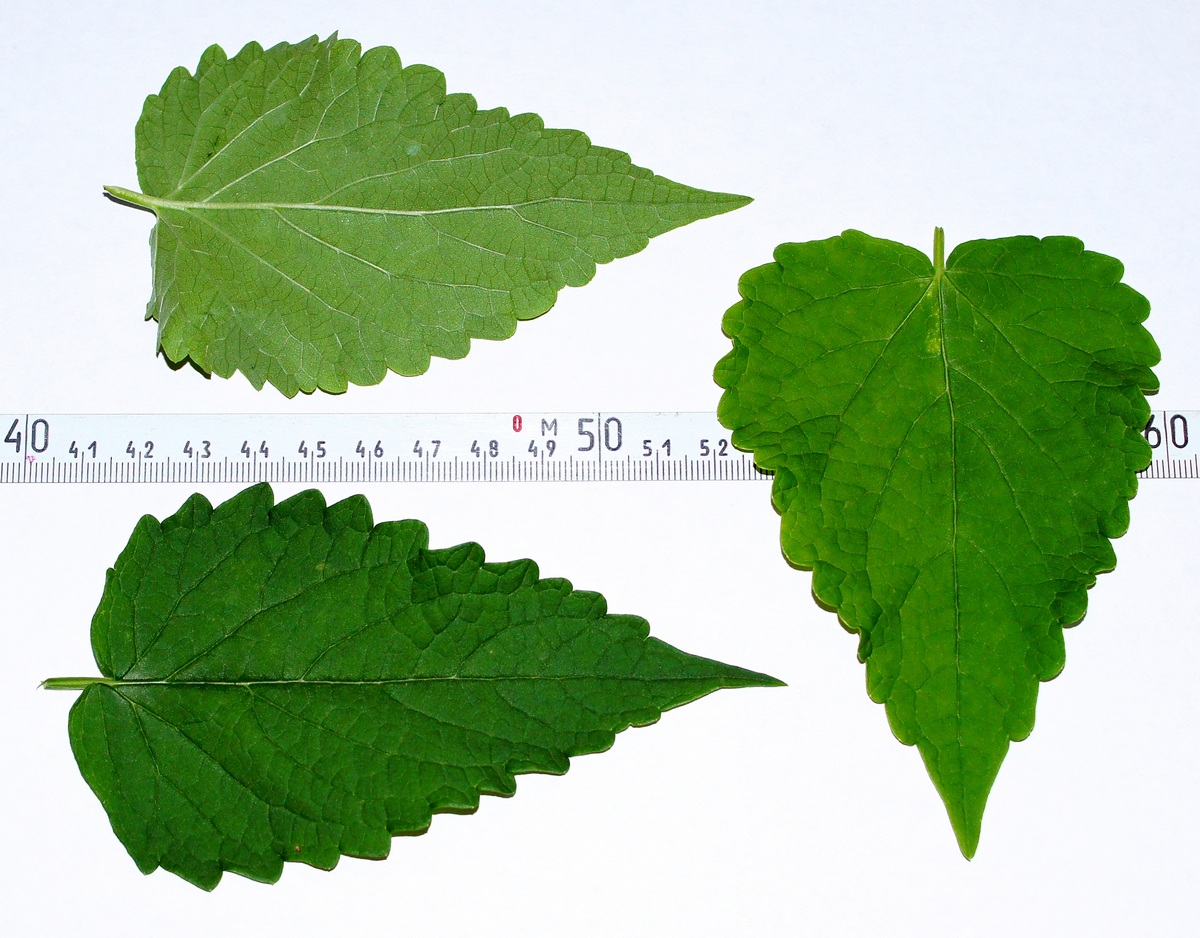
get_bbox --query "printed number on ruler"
[1140,411,1196,479]
[0,413,774,483]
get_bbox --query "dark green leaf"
[107,34,750,395]
[715,228,1158,856]
[47,484,779,888]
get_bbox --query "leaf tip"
[704,191,753,217]
[722,664,786,690]
[953,818,981,860]
[938,779,987,860]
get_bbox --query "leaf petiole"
[102,185,158,214]
[41,677,118,691]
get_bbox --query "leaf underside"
[62,484,778,889]
[115,34,750,395]
[714,229,1159,856]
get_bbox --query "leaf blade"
[715,229,1158,856]
[117,35,750,394]
[62,484,778,888]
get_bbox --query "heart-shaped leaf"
[107,35,750,395]
[47,484,780,888]
[715,228,1158,855]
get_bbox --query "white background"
[2,1,1198,934]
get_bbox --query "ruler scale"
[2,411,1196,484]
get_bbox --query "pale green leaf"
[107,34,750,395]
[715,228,1159,856]
[46,484,779,889]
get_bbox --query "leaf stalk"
[103,185,158,213]
[41,676,117,691]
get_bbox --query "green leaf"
[714,228,1159,857]
[106,34,750,396]
[46,484,780,889]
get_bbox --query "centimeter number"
[1,411,1195,484]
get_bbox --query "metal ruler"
[1,411,1195,484]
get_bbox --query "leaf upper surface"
[714,229,1159,856]
[112,35,750,395]
[59,484,779,888]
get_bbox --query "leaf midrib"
[932,231,965,781]
[104,185,675,217]
[47,674,746,689]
